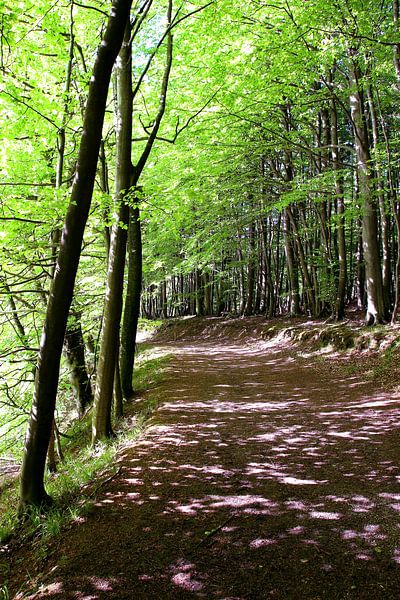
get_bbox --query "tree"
[348,48,386,324]
[92,19,134,441]
[19,0,133,512]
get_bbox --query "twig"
[193,513,237,550]
[86,466,123,499]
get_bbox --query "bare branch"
[154,88,221,144]
[73,1,109,17]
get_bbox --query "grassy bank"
[0,348,171,556]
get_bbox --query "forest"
[2,0,400,598]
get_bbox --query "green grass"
[370,340,400,383]
[133,353,171,394]
[0,584,9,600]
[344,363,359,376]
[0,349,171,553]
[137,317,163,332]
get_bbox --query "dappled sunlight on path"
[14,341,400,599]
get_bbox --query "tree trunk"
[287,206,316,316]
[331,94,346,320]
[203,272,212,315]
[195,268,205,316]
[244,222,256,316]
[92,21,133,443]
[160,280,168,318]
[367,87,391,318]
[280,108,301,316]
[113,353,124,419]
[64,310,93,416]
[120,205,142,398]
[356,216,365,310]
[283,209,301,315]
[19,0,132,512]
[349,51,385,324]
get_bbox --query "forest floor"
[5,315,400,599]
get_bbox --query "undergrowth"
[0,349,171,585]
[368,340,400,386]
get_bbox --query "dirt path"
[10,339,400,599]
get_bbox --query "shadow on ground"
[11,341,400,600]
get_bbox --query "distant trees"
[141,0,400,326]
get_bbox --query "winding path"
[12,338,400,599]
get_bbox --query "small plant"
[0,585,9,600]
[345,364,358,376]
[368,340,400,385]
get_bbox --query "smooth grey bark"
[331,95,347,320]
[113,352,124,418]
[281,107,301,316]
[367,87,391,318]
[99,140,111,253]
[119,0,174,395]
[92,21,133,442]
[349,50,385,324]
[19,0,132,512]
[356,216,365,310]
[120,205,142,398]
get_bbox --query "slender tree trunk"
[287,206,316,316]
[367,87,391,317]
[50,10,93,461]
[349,51,385,324]
[99,140,111,253]
[375,88,400,323]
[160,280,168,318]
[331,94,346,320]
[244,223,256,316]
[19,0,132,512]
[92,21,133,443]
[113,353,124,419]
[47,423,57,474]
[356,215,365,310]
[64,310,93,416]
[280,107,301,316]
[120,205,142,398]
[119,0,173,394]
[283,209,301,315]
[203,272,212,315]
[195,268,205,316]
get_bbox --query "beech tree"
[1,0,400,511]
[19,0,132,511]
[140,0,400,324]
